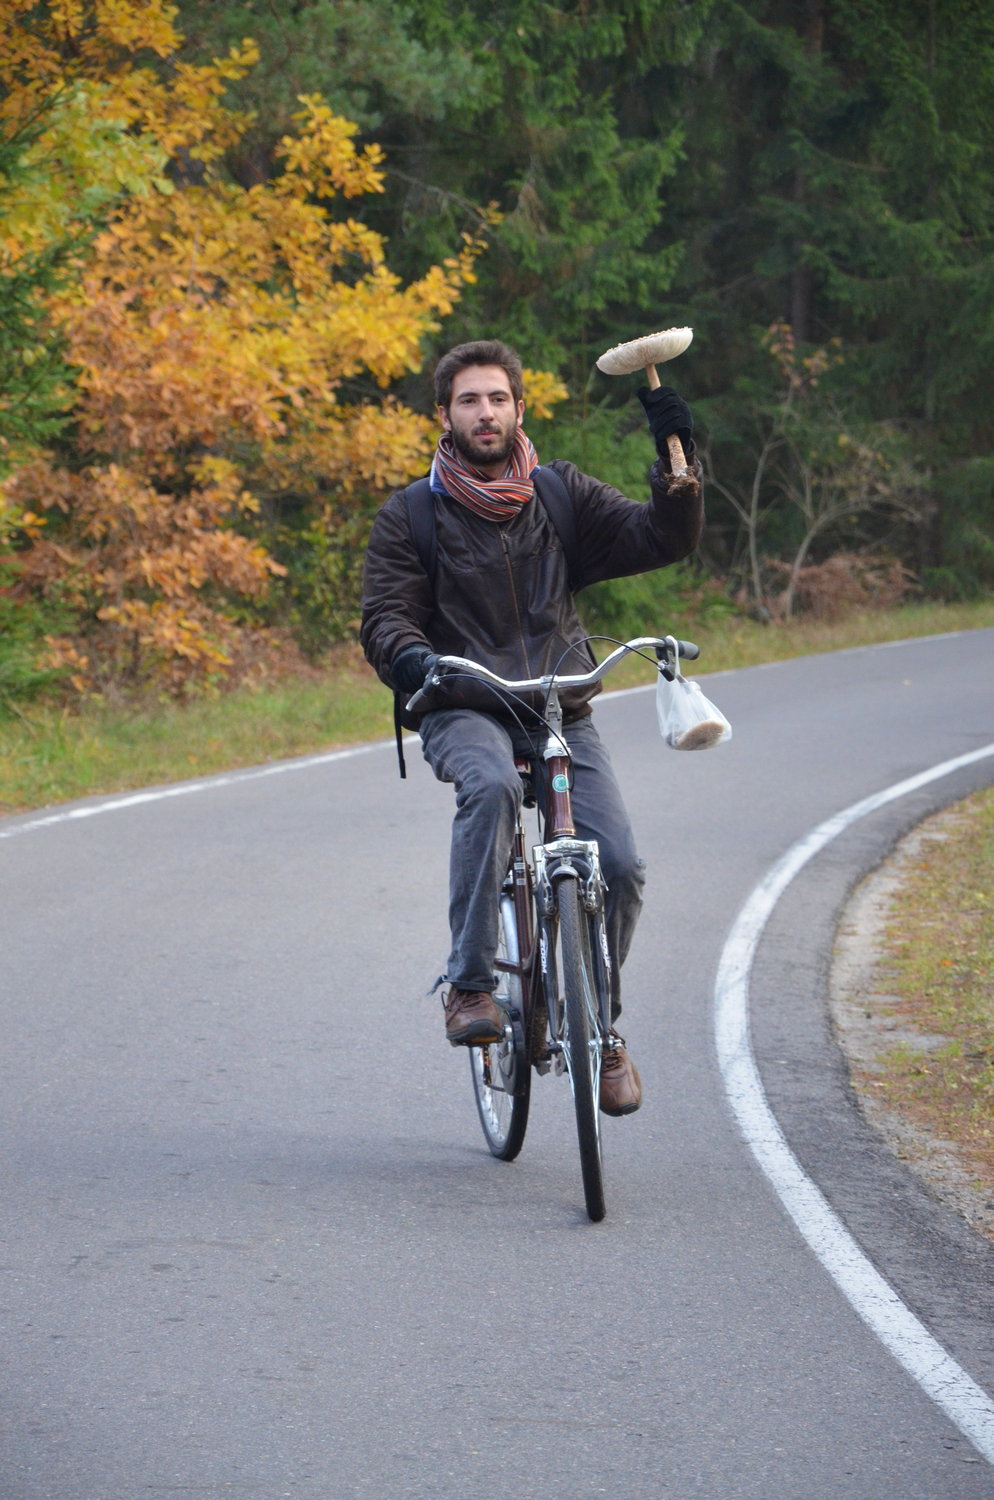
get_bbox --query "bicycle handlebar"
[405,635,699,713]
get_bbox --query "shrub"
[765,553,916,621]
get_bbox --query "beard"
[449,419,519,470]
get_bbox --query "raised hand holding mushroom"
[596,326,698,496]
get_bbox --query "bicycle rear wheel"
[470,893,531,1161]
[557,878,605,1222]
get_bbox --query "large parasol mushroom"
[596,326,698,496]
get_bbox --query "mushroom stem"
[644,362,689,476]
[667,434,689,479]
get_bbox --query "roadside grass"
[870,786,994,1203]
[1,598,993,815]
[0,646,389,815]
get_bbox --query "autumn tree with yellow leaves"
[0,2,562,697]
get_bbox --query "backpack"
[392,464,581,777]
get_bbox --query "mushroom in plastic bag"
[656,643,732,751]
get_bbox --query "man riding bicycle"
[360,340,703,1116]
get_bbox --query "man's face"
[439,365,525,474]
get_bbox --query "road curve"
[3,628,993,1499]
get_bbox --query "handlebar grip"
[655,638,700,663]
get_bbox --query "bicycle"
[408,634,700,1222]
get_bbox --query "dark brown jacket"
[360,457,704,726]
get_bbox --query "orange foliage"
[0,2,489,695]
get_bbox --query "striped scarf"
[433,428,538,522]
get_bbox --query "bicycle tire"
[470,893,531,1161]
[557,878,606,1222]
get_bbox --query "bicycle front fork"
[533,840,613,1069]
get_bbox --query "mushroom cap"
[596,326,693,375]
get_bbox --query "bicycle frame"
[495,760,611,1080]
[491,665,618,1077]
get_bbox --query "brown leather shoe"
[443,987,504,1047]
[599,1034,642,1116]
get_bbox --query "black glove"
[389,644,439,695]
[637,384,693,464]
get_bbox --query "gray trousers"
[419,709,645,1019]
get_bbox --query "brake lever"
[405,664,444,714]
[655,636,699,681]
[655,642,677,682]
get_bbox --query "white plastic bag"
[656,669,732,751]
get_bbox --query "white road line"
[0,739,393,840]
[714,742,994,1464]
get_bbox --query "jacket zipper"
[499,528,531,677]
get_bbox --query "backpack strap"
[403,476,435,582]
[393,692,408,780]
[403,465,580,590]
[386,476,431,780]
[534,463,580,592]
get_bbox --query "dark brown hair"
[433,340,524,410]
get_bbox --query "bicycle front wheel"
[470,893,531,1161]
[557,878,605,1222]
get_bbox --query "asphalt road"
[3,629,994,1499]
